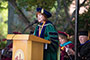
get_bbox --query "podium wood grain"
[7,34,50,60]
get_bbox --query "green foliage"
[8,0,90,35]
[0,0,8,11]
[0,1,8,39]
[0,0,8,49]
[50,0,73,32]
[60,0,72,9]
[17,0,56,11]
[0,41,7,49]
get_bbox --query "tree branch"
[63,0,75,31]
[80,0,87,7]
[63,0,87,31]
[71,0,87,21]
[8,0,30,25]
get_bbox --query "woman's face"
[37,13,45,22]
[59,36,67,44]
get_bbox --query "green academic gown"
[34,21,59,60]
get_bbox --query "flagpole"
[75,0,79,60]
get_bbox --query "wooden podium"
[7,34,50,60]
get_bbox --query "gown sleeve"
[44,24,59,52]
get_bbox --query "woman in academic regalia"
[34,8,59,60]
[58,31,74,60]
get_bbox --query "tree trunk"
[8,2,14,34]
[8,0,30,25]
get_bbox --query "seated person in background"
[58,31,74,60]
[78,31,90,60]
[1,32,20,60]
[65,31,90,60]
[1,41,12,60]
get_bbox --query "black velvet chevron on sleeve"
[48,32,59,52]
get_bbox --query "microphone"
[22,20,38,33]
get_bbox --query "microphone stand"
[22,23,33,34]
[22,20,38,34]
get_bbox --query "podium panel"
[7,34,50,60]
[13,40,28,60]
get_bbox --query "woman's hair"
[59,34,70,41]
[36,12,48,21]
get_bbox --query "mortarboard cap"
[36,8,52,18]
[58,31,69,38]
[79,31,88,36]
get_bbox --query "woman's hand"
[66,48,75,55]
